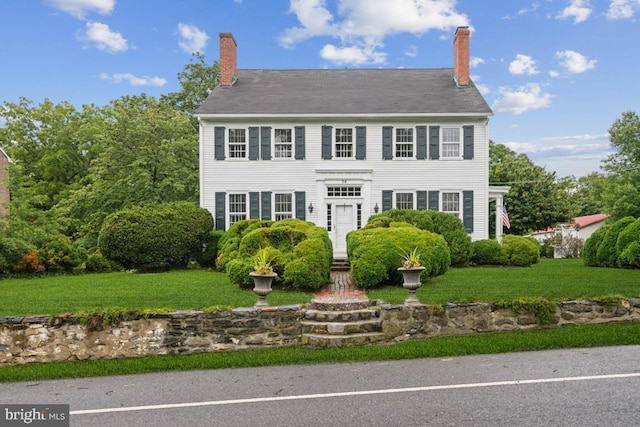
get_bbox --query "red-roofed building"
[529,214,610,258]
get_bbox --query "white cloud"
[509,54,539,76]
[280,0,469,66]
[475,83,490,95]
[556,50,596,74]
[177,23,209,54]
[404,45,418,57]
[44,0,115,19]
[607,0,640,19]
[470,56,485,68]
[320,44,386,65]
[80,21,128,53]
[492,83,553,115]
[549,70,561,78]
[99,73,166,87]
[556,0,592,23]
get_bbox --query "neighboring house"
[529,214,610,258]
[0,146,10,219]
[196,28,509,258]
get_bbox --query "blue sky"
[1,0,638,178]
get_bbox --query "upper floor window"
[335,128,353,158]
[274,129,292,159]
[442,192,460,217]
[395,128,414,158]
[441,128,460,158]
[229,194,247,225]
[396,192,414,210]
[228,129,246,158]
[274,193,293,220]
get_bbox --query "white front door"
[334,204,354,257]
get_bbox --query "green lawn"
[1,259,639,316]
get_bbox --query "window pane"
[442,192,460,217]
[396,193,413,209]
[274,129,292,158]
[274,193,292,220]
[335,128,353,158]
[395,128,414,158]
[229,194,247,224]
[229,129,246,158]
[442,128,460,158]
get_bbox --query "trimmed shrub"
[583,225,610,266]
[220,219,332,291]
[364,209,471,267]
[38,233,87,272]
[619,241,640,269]
[616,218,640,268]
[196,230,225,268]
[98,202,213,271]
[502,235,539,267]
[471,239,507,265]
[348,225,450,288]
[596,216,635,267]
[85,251,115,273]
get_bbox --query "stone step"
[302,332,386,348]
[331,258,350,271]
[304,308,379,322]
[301,319,382,335]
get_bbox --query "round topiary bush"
[425,210,472,267]
[583,224,610,266]
[595,216,634,267]
[615,217,640,268]
[501,235,540,267]
[348,225,450,288]
[98,202,213,271]
[471,239,508,265]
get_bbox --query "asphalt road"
[2,345,640,426]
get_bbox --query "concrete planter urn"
[250,272,277,307]
[398,266,425,304]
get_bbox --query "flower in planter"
[401,247,421,269]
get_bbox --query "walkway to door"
[314,270,365,299]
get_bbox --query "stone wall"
[2,299,640,366]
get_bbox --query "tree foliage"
[490,141,572,235]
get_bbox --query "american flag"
[502,205,511,229]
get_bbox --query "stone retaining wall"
[2,299,640,366]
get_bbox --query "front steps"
[331,257,350,271]
[301,297,385,348]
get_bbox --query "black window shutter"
[248,127,259,160]
[214,127,225,160]
[382,126,393,160]
[463,125,474,160]
[416,126,427,159]
[215,192,226,230]
[382,190,393,211]
[249,192,260,219]
[429,126,440,160]
[321,125,332,160]
[428,190,439,211]
[355,126,366,160]
[295,191,306,220]
[463,190,474,232]
[417,191,428,210]
[294,126,305,160]
[261,191,272,220]
[261,126,272,160]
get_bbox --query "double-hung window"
[274,129,292,159]
[229,194,247,225]
[228,129,246,159]
[396,192,414,209]
[442,192,460,217]
[395,128,414,158]
[274,193,293,220]
[335,128,353,158]
[441,128,460,158]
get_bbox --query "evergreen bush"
[595,216,634,267]
[98,202,213,271]
[583,225,610,266]
[0,237,32,273]
[470,239,508,265]
[501,235,540,267]
[615,217,640,268]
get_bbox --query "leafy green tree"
[161,52,219,129]
[490,142,572,235]
[559,173,606,217]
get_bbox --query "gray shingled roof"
[196,68,492,116]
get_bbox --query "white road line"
[71,372,640,416]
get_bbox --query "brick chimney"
[219,32,237,87]
[453,26,470,86]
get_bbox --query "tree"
[161,52,219,129]
[490,141,572,235]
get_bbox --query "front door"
[334,204,354,257]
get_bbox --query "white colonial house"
[196,28,508,258]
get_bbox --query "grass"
[368,258,640,305]
[2,321,640,383]
[0,270,315,316]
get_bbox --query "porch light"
[374,203,379,214]
[308,203,313,213]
